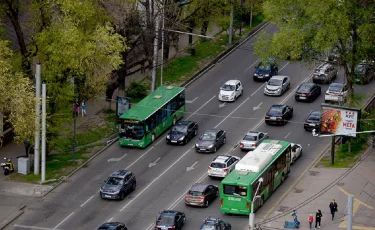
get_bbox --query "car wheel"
[223,137,226,145]
[325,100,328,103]
[182,216,186,225]
[194,130,197,136]
[132,182,136,191]
[205,200,209,207]
[216,190,219,197]
[184,139,188,145]
[120,192,125,200]
[300,149,303,157]
[241,90,243,96]
[213,146,217,153]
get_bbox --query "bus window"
[161,105,167,122]
[223,185,247,196]
[178,91,185,108]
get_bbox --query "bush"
[126,82,148,99]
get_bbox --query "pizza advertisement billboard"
[320,104,361,137]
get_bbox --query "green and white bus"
[119,85,185,148]
[220,139,291,215]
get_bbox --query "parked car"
[304,111,321,132]
[253,59,279,81]
[166,121,198,145]
[185,183,219,207]
[354,63,374,85]
[324,83,348,104]
[218,80,243,102]
[100,170,136,200]
[291,143,302,164]
[295,83,321,102]
[200,217,231,230]
[98,222,127,230]
[239,131,269,151]
[208,155,241,178]
[264,75,290,96]
[265,105,293,125]
[312,63,337,84]
[195,129,226,153]
[155,210,186,230]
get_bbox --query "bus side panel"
[220,195,250,215]
[273,171,283,190]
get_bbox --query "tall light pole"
[160,0,165,87]
[34,64,41,175]
[151,13,160,92]
[41,83,47,182]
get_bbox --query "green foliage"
[126,82,148,100]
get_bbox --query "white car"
[325,83,348,103]
[291,143,302,164]
[264,75,291,96]
[218,80,243,102]
[208,155,241,178]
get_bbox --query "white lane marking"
[215,97,250,128]
[120,148,193,212]
[53,212,74,229]
[308,144,310,146]
[80,195,94,208]
[108,217,113,222]
[244,59,259,72]
[14,225,59,230]
[107,153,127,162]
[253,102,263,111]
[284,132,291,139]
[279,61,290,72]
[219,102,226,108]
[186,161,199,171]
[125,146,154,170]
[148,157,161,168]
[251,82,266,97]
[186,95,216,120]
[186,97,198,103]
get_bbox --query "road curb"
[0,205,25,230]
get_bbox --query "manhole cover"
[277,206,289,212]
[336,182,345,186]
[295,188,304,193]
[309,171,320,176]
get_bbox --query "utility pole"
[250,2,253,27]
[239,0,244,35]
[41,83,46,182]
[331,136,335,165]
[34,64,41,175]
[228,2,234,45]
[160,0,165,87]
[347,195,353,230]
[151,12,161,92]
[72,77,77,163]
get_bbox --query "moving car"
[155,210,186,230]
[312,63,337,84]
[291,143,302,164]
[218,80,243,102]
[265,105,293,125]
[264,75,290,96]
[98,222,127,230]
[200,217,231,230]
[354,63,374,85]
[239,131,269,151]
[324,83,348,104]
[195,129,226,153]
[100,170,136,200]
[166,121,198,145]
[253,59,278,81]
[185,183,219,207]
[208,155,241,178]
[304,111,321,132]
[295,83,321,102]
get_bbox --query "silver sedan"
[239,131,269,151]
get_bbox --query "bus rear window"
[223,185,248,196]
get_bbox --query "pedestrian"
[329,199,338,220]
[81,101,87,117]
[308,214,314,229]
[315,209,322,229]
[23,140,30,157]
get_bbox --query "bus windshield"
[119,120,145,140]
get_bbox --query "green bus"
[119,85,185,148]
[220,139,291,215]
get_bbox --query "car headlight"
[179,136,185,141]
[265,74,269,77]
[195,143,199,147]
[208,144,214,149]
[166,135,170,139]
[254,73,258,76]
[276,88,281,92]
[100,187,104,192]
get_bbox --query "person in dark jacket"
[329,199,338,220]
[315,209,322,229]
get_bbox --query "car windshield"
[201,132,216,141]
[201,225,216,230]
[269,106,283,114]
[106,177,123,185]
[221,84,235,91]
[308,115,320,121]
[297,85,311,93]
[157,215,175,225]
[243,135,257,141]
[355,65,365,74]
[258,63,271,70]
[188,190,204,196]
[98,226,118,230]
[119,120,145,140]
[328,85,343,92]
[210,162,226,168]
[172,125,187,133]
[268,79,282,86]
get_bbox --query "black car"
[200,217,231,230]
[100,170,136,200]
[253,59,278,81]
[304,111,321,132]
[295,83,321,102]
[166,121,198,145]
[98,222,127,230]
[185,183,219,207]
[155,210,186,230]
[265,105,293,125]
[354,63,374,85]
[195,129,226,153]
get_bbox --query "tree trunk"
[201,21,209,37]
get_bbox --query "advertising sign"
[116,96,131,117]
[320,104,361,137]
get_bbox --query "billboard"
[320,104,361,137]
[116,96,131,117]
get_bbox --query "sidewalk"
[259,146,375,230]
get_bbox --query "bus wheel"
[151,133,155,142]
[260,196,264,207]
[173,116,177,125]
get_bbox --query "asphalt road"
[10,23,375,230]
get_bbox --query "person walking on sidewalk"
[308,214,314,229]
[75,101,80,116]
[315,209,322,229]
[81,101,87,117]
[329,199,338,220]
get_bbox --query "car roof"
[224,80,240,85]
[99,222,124,228]
[329,83,344,87]
[110,170,129,178]
[204,217,221,225]
[190,183,210,192]
[270,104,287,109]
[204,129,220,134]
[160,210,179,216]
[299,83,315,88]
[270,75,288,80]
[175,121,193,126]
[309,111,321,116]
[317,63,332,70]
[212,155,231,163]
[245,131,260,136]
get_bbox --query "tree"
[254,0,375,99]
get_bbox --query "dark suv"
[100,170,136,200]
[253,59,278,81]
[354,63,374,84]
[185,183,219,207]
[155,210,186,230]
[98,222,127,230]
[200,217,231,230]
